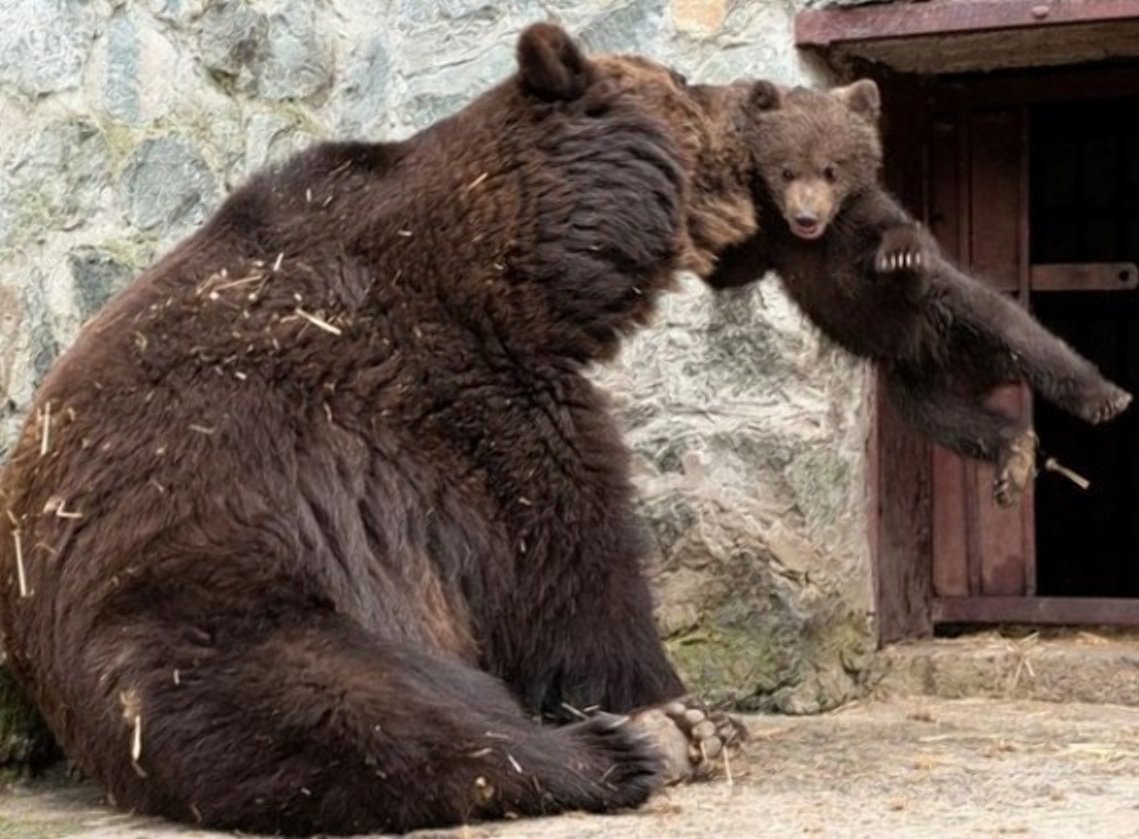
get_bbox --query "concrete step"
[871,630,1139,707]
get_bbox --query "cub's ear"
[749,80,783,112]
[832,79,880,122]
[516,23,593,101]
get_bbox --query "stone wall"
[0,0,875,739]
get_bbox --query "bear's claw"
[875,224,937,278]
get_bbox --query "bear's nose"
[794,213,819,228]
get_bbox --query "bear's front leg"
[496,522,748,784]
[874,223,938,300]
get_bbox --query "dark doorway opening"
[1030,95,1139,598]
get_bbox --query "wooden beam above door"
[797,0,1139,46]
[796,0,1139,75]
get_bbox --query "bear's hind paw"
[994,430,1039,507]
[1078,384,1133,425]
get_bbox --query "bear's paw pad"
[630,697,748,785]
[1078,383,1133,425]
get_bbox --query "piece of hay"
[1043,457,1090,490]
[39,401,51,456]
[295,308,343,336]
[12,529,28,598]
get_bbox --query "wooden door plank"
[967,107,1034,597]
[971,109,1023,291]
[927,115,962,255]
[877,389,935,641]
[875,79,935,643]
[974,384,1031,595]
[1018,112,1038,597]
[931,446,969,596]
[926,110,972,600]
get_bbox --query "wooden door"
[875,67,1139,638]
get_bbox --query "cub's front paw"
[875,224,937,275]
[630,696,748,785]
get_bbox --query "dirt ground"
[0,697,1136,838]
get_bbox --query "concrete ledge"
[871,632,1139,707]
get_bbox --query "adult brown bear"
[0,23,769,836]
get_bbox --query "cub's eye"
[670,70,689,88]
[823,165,837,183]
[781,168,795,182]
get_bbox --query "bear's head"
[511,23,776,278]
[749,78,883,240]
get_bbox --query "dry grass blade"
[43,496,83,519]
[295,308,343,336]
[40,401,51,456]
[1043,457,1090,490]
[560,702,588,720]
[465,172,489,192]
[12,529,28,598]
[131,714,143,762]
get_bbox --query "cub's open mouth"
[790,220,825,240]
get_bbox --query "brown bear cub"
[0,24,769,837]
[709,79,1132,506]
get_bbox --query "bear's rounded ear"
[516,23,593,102]
[833,79,880,122]
[750,80,782,112]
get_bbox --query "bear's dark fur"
[709,79,1132,505]
[0,25,766,836]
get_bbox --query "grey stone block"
[104,10,140,123]
[0,0,95,97]
[68,247,135,320]
[335,36,391,138]
[256,1,334,102]
[2,121,111,247]
[579,0,666,55]
[119,136,218,234]
[198,0,267,81]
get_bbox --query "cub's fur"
[0,24,770,836]
[711,79,1131,505]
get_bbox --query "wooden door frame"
[870,63,1139,641]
